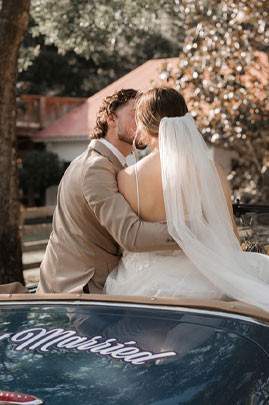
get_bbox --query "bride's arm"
[117,166,139,215]
[216,164,240,240]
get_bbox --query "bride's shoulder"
[138,151,161,173]
[117,152,160,195]
[119,152,159,180]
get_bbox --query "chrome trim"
[0,300,268,327]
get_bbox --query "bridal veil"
[159,113,269,312]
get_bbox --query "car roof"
[0,293,269,323]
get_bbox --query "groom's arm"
[82,154,179,252]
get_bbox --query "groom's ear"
[107,113,117,127]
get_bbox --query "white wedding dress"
[105,114,269,311]
[105,249,225,299]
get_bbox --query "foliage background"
[18,0,184,96]
[165,0,269,203]
[18,0,269,203]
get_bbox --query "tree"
[17,0,184,97]
[0,0,31,284]
[20,150,64,206]
[165,0,268,203]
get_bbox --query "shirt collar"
[99,138,127,167]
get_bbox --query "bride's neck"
[150,146,159,154]
[147,135,159,152]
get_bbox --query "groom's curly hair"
[90,88,138,139]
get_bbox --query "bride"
[104,87,269,312]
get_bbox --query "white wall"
[46,140,89,162]
[45,141,236,206]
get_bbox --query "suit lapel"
[89,139,125,172]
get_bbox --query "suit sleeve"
[82,154,178,252]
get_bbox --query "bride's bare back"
[118,151,165,222]
[118,151,239,238]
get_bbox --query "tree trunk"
[0,0,31,284]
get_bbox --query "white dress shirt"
[99,138,127,167]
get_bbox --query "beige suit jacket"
[37,139,176,294]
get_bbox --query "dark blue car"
[0,294,269,404]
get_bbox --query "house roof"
[33,52,268,143]
[33,58,178,141]
[17,95,86,136]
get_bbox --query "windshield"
[0,303,268,405]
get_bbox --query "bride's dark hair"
[135,87,188,137]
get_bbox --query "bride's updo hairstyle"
[135,87,188,138]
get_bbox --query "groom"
[37,88,176,294]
